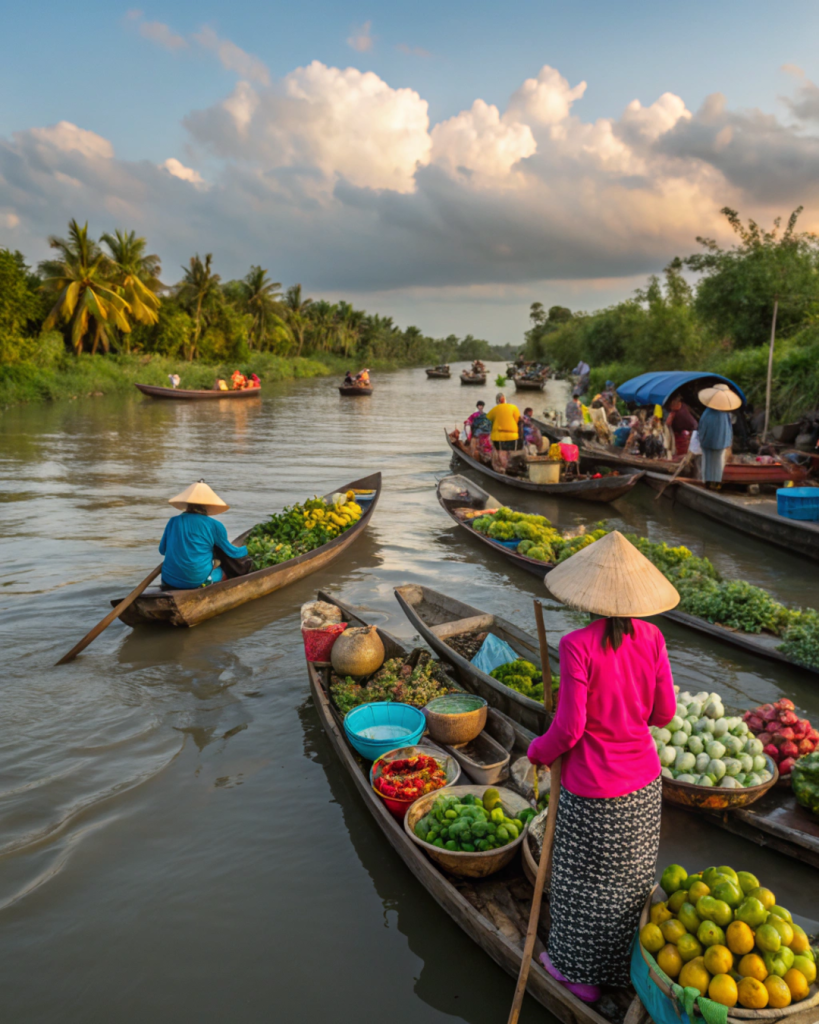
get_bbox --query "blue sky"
[2,1,819,340]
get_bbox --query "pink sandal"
[539,951,602,1003]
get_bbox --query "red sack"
[302,622,347,662]
[559,443,579,463]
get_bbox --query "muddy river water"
[0,363,816,1023]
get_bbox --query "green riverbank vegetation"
[0,219,515,407]
[525,207,819,423]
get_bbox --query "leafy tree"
[39,220,132,354]
[239,265,283,349]
[101,230,162,344]
[686,207,819,348]
[0,249,44,339]
[283,284,313,356]
[176,254,222,360]
[529,301,546,326]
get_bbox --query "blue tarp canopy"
[616,371,746,408]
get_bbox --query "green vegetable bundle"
[489,659,560,700]
[330,651,454,715]
[414,792,535,852]
[246,495,359,569]
[791,751,819,816]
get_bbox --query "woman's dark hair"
[186,503,209,515]
[602,616,635,651]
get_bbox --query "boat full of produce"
[112,473,381,627]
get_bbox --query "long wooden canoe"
[111,472,381,627]
[338,384,373,396]
[304,597,644,1024]
[135,383,261,400]
[572,440,808,486]
[445,430,645,501]
[646,472,819,563]
[460,373,486,385]
[391,583,819,869]
[438,473,819,676]
[394,583,557,736]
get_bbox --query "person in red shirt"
[527,531,679,1002]
[665,395,698,457]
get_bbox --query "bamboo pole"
[762,296,779,442]
[507,600,562,1024]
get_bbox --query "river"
[0,363,816,1023]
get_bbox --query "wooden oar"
[654,450,692,501]
[507,601,562,1024]
[55,563,162,665]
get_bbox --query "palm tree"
[40,219,132,355]
[176,254,221,360]
[101,229,162,326]
[284,284,313,357]
[240,266,283,349]
[306,300,336,352]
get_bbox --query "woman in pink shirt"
[528,531,679,1003]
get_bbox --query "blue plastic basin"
[343,702,426,761]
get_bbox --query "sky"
[2,0,819,342]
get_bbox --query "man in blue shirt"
[697,384,741,488]
[160,481,249,589]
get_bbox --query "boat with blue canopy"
[615,371,746,408]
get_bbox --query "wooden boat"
[304,596,646,1024]
[513,375,546,391]
[646,473,819,563]
[460,373,486,386]
[394,583,556,736]
[338,384,373,396]
[445,430,645,501]
[574,440,808,487]
[425,367,451,379]
[438,473,819,675]
[134,383,261,400]
[111,473,381,627]
[391,584,819,870]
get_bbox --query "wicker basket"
[422,693,487,745]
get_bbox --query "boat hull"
[460,375,486,385]
[646,473,819,563]
[513,378,546,391]
[134,383,261,400]
[425,370,451,378]
[338,385,373,396]
[445,430,644,500]
[112,472,381,627]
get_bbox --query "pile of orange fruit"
[640,863,816,1009]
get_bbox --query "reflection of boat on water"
[111,473,381,627]
[134,383,261,400]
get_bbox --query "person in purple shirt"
[527,531,679,1002]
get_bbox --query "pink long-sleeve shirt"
[528,618,677,799]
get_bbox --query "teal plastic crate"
[777,487,819,521]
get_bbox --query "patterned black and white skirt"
[547,775,662,987]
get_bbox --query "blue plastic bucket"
[777,487,819,521]
[343,702,426,761]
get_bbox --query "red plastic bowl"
[370,746,461,820]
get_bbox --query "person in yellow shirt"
[486,393,521,472]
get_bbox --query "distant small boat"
[426,367,451,379]
[338,384,373,396]
[512,375,546,391]
[460,373,486,386]
[134,383,261,400]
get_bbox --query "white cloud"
[139,20,187,51]
[506,65,586,126]
[28,121,114,159]
[186,61,431,194]
[396,43,431,58]
[194,26,270,85]
[161,158,206,186]
[347,21,373,53]
[431,99,536,181]
[5,59,819,335]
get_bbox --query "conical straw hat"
[544,530,679,617]
[169,480,229,515]
[698,382,741,411]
